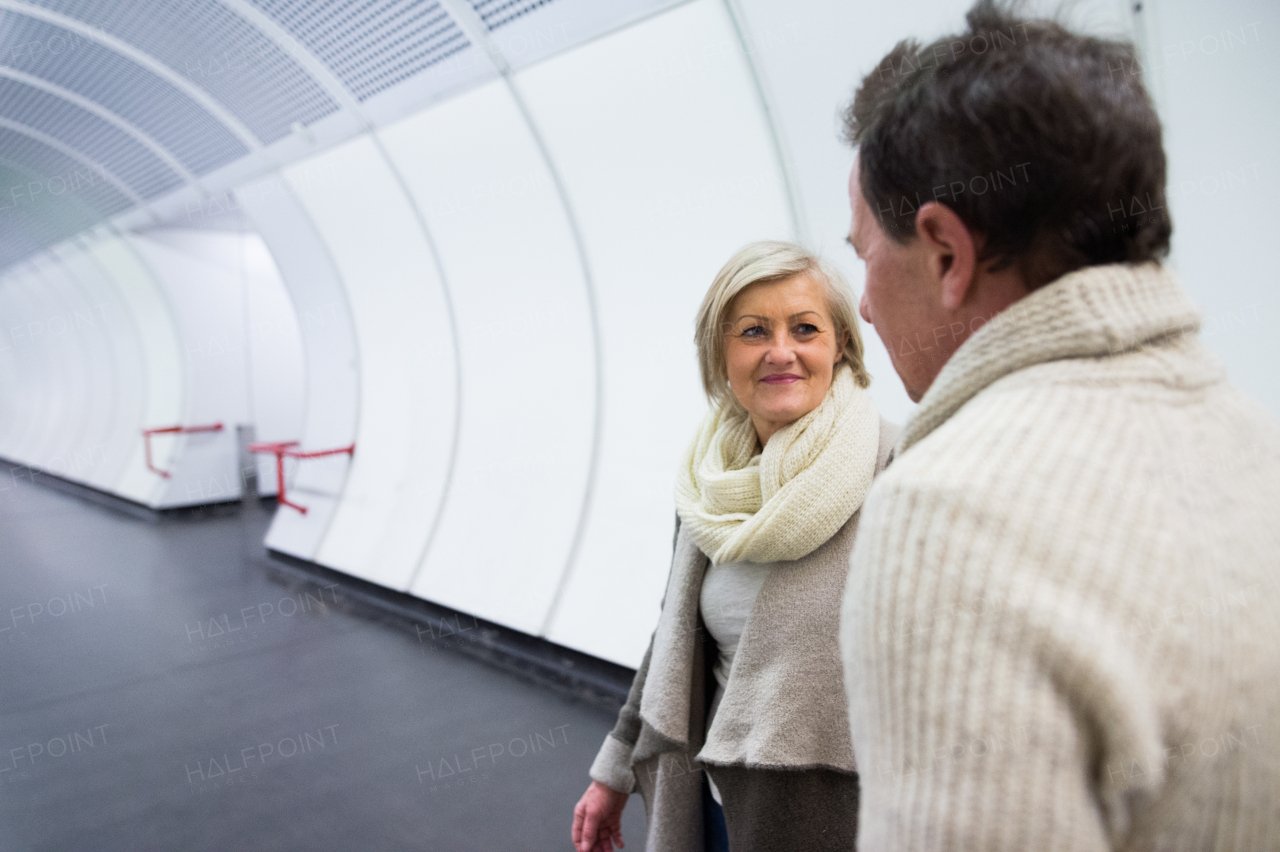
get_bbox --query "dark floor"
[0,466,647,851]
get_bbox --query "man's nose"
[860,289,872,324]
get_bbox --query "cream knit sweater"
[841,263,1280,851]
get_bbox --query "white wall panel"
[0,226,304,510]
[283,138,457,591]
[1145,0,1278,416]
[50,241,146,493]
[83,229,184,506]
[0,268,52,466]
[241,234,305,497]
[380,80,595,634]
[40,248,123,490]
[238,181,359,559]
[7,268,79,472]
[0,279,26,462]
[130,231,246,507]
[128,229,304,505]
[4,269,63,470]
[24,255,103,483]
[517,0,793,665]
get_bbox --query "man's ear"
[914,202,979,311]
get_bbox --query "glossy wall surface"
[1,0,1275,671]
[0,226,301,510]
[242,0,791,666]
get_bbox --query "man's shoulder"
[873,362,1280,528]
[871,370,1183,530]
[882,376,1109,492]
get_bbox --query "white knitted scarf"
[675,363,880,565]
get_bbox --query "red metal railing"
[248,440,355,515]
[142,423,224,478]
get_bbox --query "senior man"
[839,2,1280,850]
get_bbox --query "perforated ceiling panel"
[0,160,64,267]
[248,0,471,101]
[0,0,688,274]
[0,128,134,270]
[26,0,340,143]
[0,11,248,174]
[0,78,184,200]
[470,0,557,31]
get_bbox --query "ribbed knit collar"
[898,262,1203,455]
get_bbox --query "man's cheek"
[864,278,892,328]
[872,318,896,355]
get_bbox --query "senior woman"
[571,241,898,852]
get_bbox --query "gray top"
[699,557,773,803]
[700,558,774,694]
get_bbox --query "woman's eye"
[741,325,766,338]
[794,323,819,337]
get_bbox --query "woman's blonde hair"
[695,240,870,410]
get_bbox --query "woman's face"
[723,274,846,445]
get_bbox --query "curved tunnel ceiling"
[0,0,685,271]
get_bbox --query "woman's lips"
[760,374,802,384]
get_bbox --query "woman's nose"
[764,330,797,362]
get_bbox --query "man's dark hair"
[844,0,1171,288]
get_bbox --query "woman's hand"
[572,779,629,852]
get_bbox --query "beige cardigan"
[592,415,898,850]
[842,262,1280,851]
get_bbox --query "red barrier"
[248,440,355,515]
[142,423,224,478]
